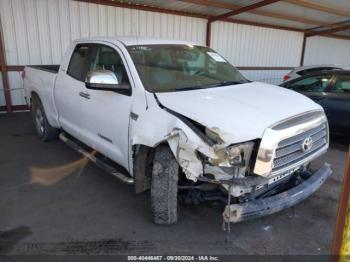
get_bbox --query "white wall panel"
[211,21,303,84]
[0,73,25,107]
[12,0,29,65]
[24,0,41,64]
[304,36,350,67]
[0,0,206,106]
[0,0,207,66]
[211,22,304,67]
[48,0,62,64]
[8,72,25,106]
[241,70,289,85]
[0,75,5,107]
[2,0,349,109]
[0,0,18,65]
[36,0,52,64]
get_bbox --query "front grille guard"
[253,110,329,177]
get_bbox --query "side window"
[332,75,350,93]
[89,45,129,84]
[288,75,332,92]
[67,44,93,81]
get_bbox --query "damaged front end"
[164,109,332,224]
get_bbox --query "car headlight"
[209,142,255,168]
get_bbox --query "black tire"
[31,94,59,142]
[151,145,179,225]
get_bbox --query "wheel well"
[30,91,40,106]
[31,91,39,99]
[132,142,185,194]
[132,144,155,193]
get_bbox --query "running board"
[59,133,134,185]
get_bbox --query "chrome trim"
[86,69,119,85]
[253,110,329,177]
[59,133,134,185]
[271,145,328,176]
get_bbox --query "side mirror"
[85,70,130,94]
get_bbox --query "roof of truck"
[75,36,199,47]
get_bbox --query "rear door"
[55,43,94,139]
[321,73,350,135]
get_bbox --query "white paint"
[24,37,322,179]
[156,81,322,143]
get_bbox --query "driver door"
[79,43,133,169]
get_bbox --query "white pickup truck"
[24,37,332,225]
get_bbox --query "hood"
[156,82,323,143]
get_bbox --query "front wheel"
[31,95,59,142]
[151,145,179,225]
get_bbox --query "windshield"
[126,44,248,92]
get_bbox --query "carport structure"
[0,0,350,112]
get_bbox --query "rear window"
[67,44,94,81]
[297,67,341,76]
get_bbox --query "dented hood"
[156,82,322,143]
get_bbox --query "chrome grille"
[272,123,328,172]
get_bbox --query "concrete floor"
[0,112,348,255]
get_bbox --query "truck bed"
[28,65,60,74]
[24,65,60,127]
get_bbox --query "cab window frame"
[67,42,131,88]
[67,43,95,82]
[89,44,131,86]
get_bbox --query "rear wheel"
[151,145,179,225]
[31,95,59,142]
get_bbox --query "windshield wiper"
[217,80,248,86]
[175,80,250,91]
[175,83,221,91]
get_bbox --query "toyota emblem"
[301,137,313,152]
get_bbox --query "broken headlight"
[209,142,255,169]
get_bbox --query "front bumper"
[223,163,332,223]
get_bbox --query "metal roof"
[81,0,350,39]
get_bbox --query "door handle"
[79,92,90,99]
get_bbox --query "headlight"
[209,142,255,168]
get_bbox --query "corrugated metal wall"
[304,36,350,67]
[210,21,304,84]
[1,0,350,108]
[240,70,291,85]
[0,0,207,106]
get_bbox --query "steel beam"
[0,22,12,112]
